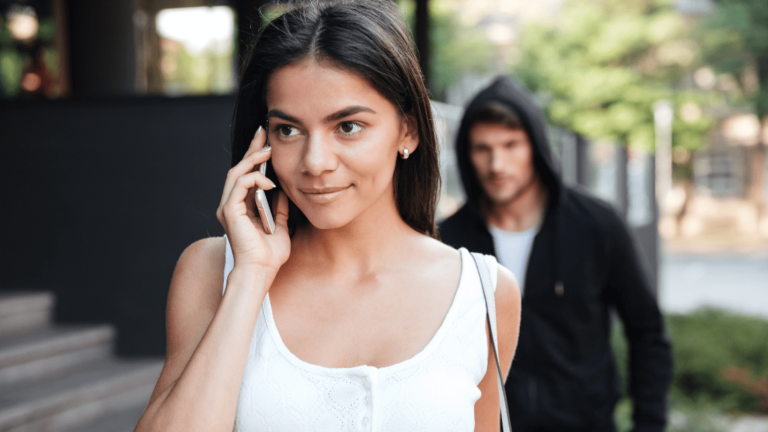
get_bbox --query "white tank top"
[222,236,498,432]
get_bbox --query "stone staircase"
[0,291,163,432]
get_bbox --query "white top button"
[365,395,370,404]
[362,416,369,427]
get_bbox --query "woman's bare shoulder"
[495,264,520,305]
[167,236,226,320]
[412,235,462,276]
[175,236,226,280]
[417,234,462,262]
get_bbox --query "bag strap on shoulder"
[471,252,512,432]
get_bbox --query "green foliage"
[37,17,56,42]
[611,308,768,418]
[665,406,731,432]
[397,0,495,100]
[160,41,234,95]
[0,47,22,96]
[0,21,22,96]
[512,0,716,150]
[668,308,768,412]
[613,398,633,432]
[701,0,768,118]
[616,398,730,432]
[0,17,58,97]
[428,6,494,99]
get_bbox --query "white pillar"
[654,100,673,215]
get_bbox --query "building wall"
[0,96,234,356]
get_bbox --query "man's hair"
[466,101,523,130]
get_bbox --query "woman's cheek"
[271,150,294,191]
[347,136,397,176]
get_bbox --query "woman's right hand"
[216,126,291,281]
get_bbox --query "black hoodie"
[439,77,673,432]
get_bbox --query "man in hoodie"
[439,76,673,432]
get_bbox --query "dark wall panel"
[0,96,235,356]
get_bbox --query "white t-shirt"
[489,224,537,295]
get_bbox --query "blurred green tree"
[512,0,716,151]
[0,21,23,96]
[702,0,768,119]
[701,0,768,208]
[0,16,59,97]
[398,0,495,101]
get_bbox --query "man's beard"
[484,172,537,208]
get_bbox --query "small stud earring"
[401,148,410,159]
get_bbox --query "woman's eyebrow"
[323,106,376,123]
[267,109,302,124]
[267,106,376,125]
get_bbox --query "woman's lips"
[298,185,352,204]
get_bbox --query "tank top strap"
[465,249,498,294]
[483,253,499,294]
[222,235,235,296]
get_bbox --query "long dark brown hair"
[230,0,440,237]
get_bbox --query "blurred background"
[0,0,766,431]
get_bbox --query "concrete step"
[0,359,163,432]
[0,292,54,337]
[61,404,147,432]
[0,325,114,388]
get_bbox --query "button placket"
[360,367,377,431]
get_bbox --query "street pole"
[654,100,673,215]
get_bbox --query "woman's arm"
[134,237,270,432]
[136,126,291,432]
[474,265,522,432]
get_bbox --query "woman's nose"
[300,133,338,176]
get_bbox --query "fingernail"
[254,126,262,137]
[269,181,277,188]
[260,146,272,152]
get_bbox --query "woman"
[136,1,521,431]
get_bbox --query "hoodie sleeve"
[604,212,673,432]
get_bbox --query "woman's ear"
[399,114,419,156]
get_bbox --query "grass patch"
[612,308,768,430]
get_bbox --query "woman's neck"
[290,189,418,273]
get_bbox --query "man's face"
[469,122,536,206]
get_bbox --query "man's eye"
[339,122,363,135]
[278,125,299,137]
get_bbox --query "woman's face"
[266,59,417,230]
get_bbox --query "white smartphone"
[255,142,275,234]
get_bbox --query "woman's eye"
[277,125,299,137]
[339,122,363,135]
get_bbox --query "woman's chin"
[301,209,355,231]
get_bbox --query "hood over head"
[455,75,563,216]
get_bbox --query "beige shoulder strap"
[471,252,512,432]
